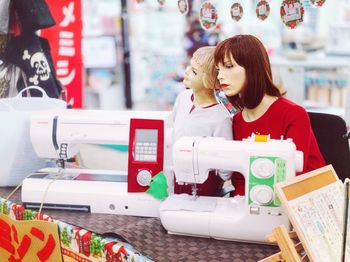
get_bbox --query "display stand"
[260,225,308,262]
[261,165,348,262]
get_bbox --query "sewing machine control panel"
[248,156,287,207]
[128,119,164,192]
[134,129,158,162]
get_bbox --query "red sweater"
[232,97,325,196]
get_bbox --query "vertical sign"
[41,0,83,108]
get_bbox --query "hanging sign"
[230,2,244,22]
[199,1,218,31]
[41,0,83,108]
[280,0,304,29]
[256,0,270,21]
[310,0,326,7]
[178,0,189,15]
[158,0,165,5]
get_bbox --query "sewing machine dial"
[250,185,274,206]
[251,158,275,179]
[136,169,152,187]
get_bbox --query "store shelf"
[271,55,350,124]
[271,55,350,69]
[305,101,345,118]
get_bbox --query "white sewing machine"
[160,135,303,243]
[21,109,172,217]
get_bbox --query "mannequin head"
[215,35,281,110]
[191,46,218,90]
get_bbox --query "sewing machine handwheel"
[250,185,274,206]
[251,158,275,179]
[136,170,152,187]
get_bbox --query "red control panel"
[127,118,164,192]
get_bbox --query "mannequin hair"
[192,46,218,90]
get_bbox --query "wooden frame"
[261,165,342,262]
[261,225,308,262]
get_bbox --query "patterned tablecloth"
[0,187,278,262]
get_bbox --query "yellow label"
[0,213,62,262]
[254,134,269,142]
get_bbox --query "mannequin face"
[183,57,204,91]
[216,55,246,97]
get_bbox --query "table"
[0,187,278,262]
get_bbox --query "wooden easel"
[260,225,309,262]
[261,165,341,262]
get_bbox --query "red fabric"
[10,8,21,36]
[174,171,224,196]
[232,97,326,196]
